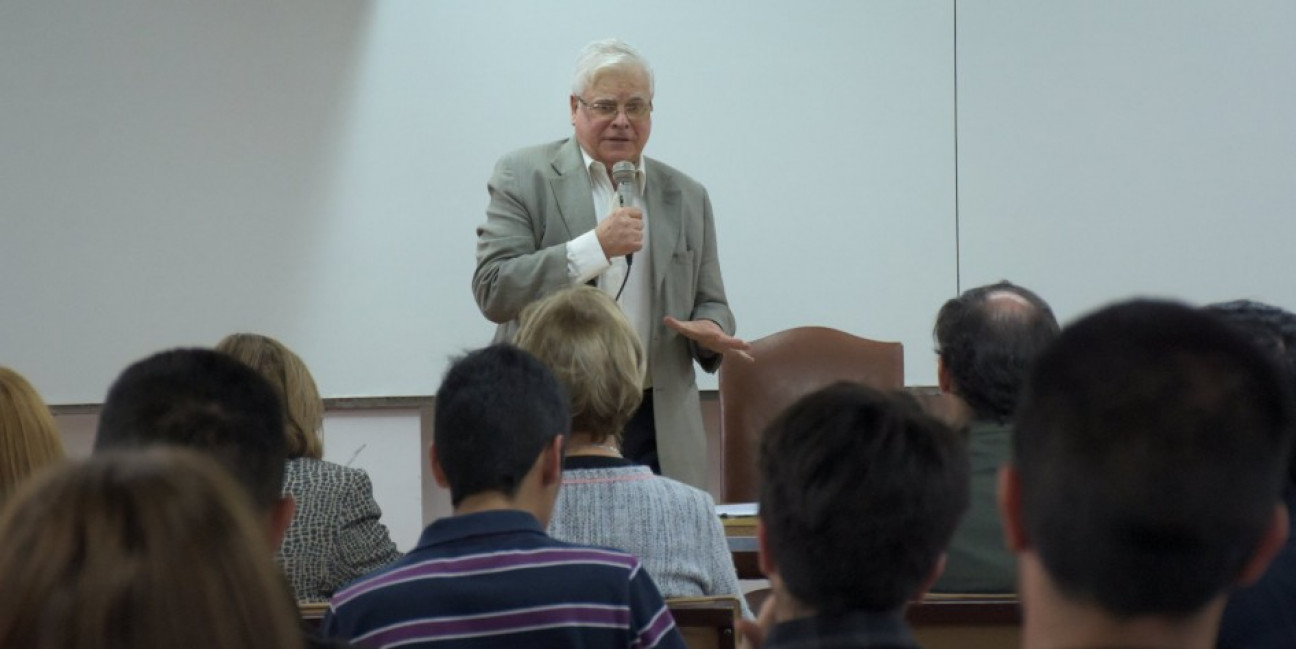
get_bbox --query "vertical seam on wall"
[953,0,962,295]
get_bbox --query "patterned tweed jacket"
[279,457,402,602]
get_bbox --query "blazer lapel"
[549,139,597,240]
[646,163,681,292]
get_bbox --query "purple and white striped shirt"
[321,509,685,649]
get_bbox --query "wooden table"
[721,515,762,579]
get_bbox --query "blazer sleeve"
[472,153,577,324]
[329,468,402,589]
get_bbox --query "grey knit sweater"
[548,457,751,617]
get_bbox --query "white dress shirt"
[565,149,653,385]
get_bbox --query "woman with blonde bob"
[0,366,66,506]
[216,333,401,602]
[515,287,748,613]
[0,448,302,649]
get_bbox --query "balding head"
[934,281,1060,422]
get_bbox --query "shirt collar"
[414,509,545,549]
[765,609,917,648]
[578,145,647,193]
[563,455,640,471]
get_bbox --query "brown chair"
[667,596,742,649]
[717,327,904,503]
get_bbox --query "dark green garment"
[930,420,1016,593]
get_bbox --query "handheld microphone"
[611,160,639,269]
[612,160,639,209]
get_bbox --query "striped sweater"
[321,509,685,649]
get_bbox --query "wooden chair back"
[908,594,1022,649]
[667,596,742,649]
[717,326,904,502]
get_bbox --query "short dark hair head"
[434,345,570,507]
[1204,299,1296,486]
[1015,300,1296,617]
[935,281,1060,422]
[759,382,970,614]
[95,348,287,513]
[1204,300,1296,389]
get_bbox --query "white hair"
[571,38,655,98]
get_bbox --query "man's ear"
[757,517,775,578]
[997,465,1029,551]
[1235,503,1290,587]
[539,435,564,488]
[569,95,579,124]
[430,444,449,489]
[937,356,953,394]
[266,495,295,551]
[913,553,948,602]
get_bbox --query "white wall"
[956,0,1296,326]
[1,0,954,404]
[6,0,1294,401]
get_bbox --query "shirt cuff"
[567,230,611,285]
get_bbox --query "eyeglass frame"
[576,96,654,121]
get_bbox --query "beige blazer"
[473,137,735,489]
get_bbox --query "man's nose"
[610,109,632,127]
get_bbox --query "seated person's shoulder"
[286,458,371,491]
[547,535,645,566]
[652,475,719,511]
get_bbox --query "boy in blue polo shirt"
[321,345,685,649]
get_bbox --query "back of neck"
[1018,556,1223,649]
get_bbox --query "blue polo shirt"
[321,509,685,649]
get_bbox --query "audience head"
[759,382,970,614]
[934,280,1060,423]
[0,367,65,504]
[0,448,301,649]
[1011,299,1296,617]
[215,333,325,460]
[514,286,645,444]
[95,348,287,515]
[1204,299,1296,387]
[433,345,570,508]
[1205,300,1296,487]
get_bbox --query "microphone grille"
[612,161,637,185]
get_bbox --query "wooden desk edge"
[907,596,1021,625]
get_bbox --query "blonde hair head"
[514,286,645,442]
[215,333,324,459]
[0,367,65,505]
[0,448,302,649]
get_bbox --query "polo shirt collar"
[415,509,545,549]
[766,609,916,648]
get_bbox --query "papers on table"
[715,502,758,518]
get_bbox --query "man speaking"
[472,38,747,489]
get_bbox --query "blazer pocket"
[666,250,697,317]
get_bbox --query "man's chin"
[600,145,639,162]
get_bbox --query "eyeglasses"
[577,97,653,121]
